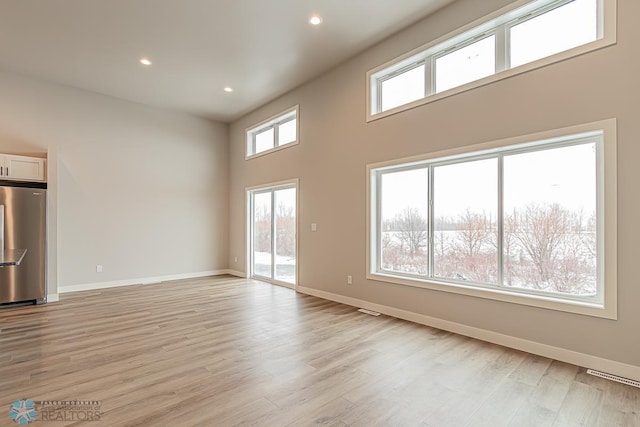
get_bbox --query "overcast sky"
[380,142,596,221]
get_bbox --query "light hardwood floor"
[1,275,638,426]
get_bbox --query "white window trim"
[366,119,617,319]
[366,0,617,122]
[245,105,300,160]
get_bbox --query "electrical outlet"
[311,223,317,232]
[347,275,353,285]
[234,257,238,263]
[96,265,103,273]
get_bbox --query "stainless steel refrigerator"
[0,182,47,305]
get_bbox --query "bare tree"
[502,213,518,286]
[511,204,569,285]
[433,216,455,279]
[390,207,427,254]
[381,202,596,295]
[434,216,454,258]
[455,210,495,258]
[582,212,597,259]
[254,205,272,252]
[445,210,497,282]
[275,203,295,257]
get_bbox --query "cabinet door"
[3,155,46,182]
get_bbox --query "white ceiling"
[0,0,455,122]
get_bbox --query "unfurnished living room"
[0,0,638,425]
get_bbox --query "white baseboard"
[226,269,246,278]
[46,294,59,302]
[297,286,640,383]
[59,270,232,294]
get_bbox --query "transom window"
[367,0,616,120]
[367,120,617,318]
[246,106,299,158]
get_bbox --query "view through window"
[373,131,602,303]
[251,184,297,286]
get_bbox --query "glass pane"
[254,127,274,155]
[253,192,272,278]
[380,168,429,275]
[274,188,296,284]
[278,119,297,146]
[503,143,597,296]
[433,158,498,283]
[381,64,425,112]
[510,0,597,68]
[435,35,496,93]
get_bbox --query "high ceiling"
[0,0,455,122]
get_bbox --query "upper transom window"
[246,106,299,159]
[367,0,616,121]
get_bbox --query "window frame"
[366,0,616,121]
[432,32,498,94]
[377,61,427,113]
[246,105,299,159]
[366,119,617,319]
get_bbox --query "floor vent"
[587,369,640,388]
[357,308,380,316]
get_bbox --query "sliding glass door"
[252,191,272,278]
[249,182,297,287]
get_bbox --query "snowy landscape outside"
[379,142,597,297]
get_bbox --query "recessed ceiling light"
[139,57,152,66]
[223,87,234,93]
[309,15,323,26]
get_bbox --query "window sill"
[245,140,299,160]
[367,270,616,319]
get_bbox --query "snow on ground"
[253,251,296,282]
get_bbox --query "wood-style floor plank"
[1,276,638,426]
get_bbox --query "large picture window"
[367,120,617,318]
[367,0,616,121]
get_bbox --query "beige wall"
[0,71,229,294]
[229,0,640,368]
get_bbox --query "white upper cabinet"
[0,154,46,182]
